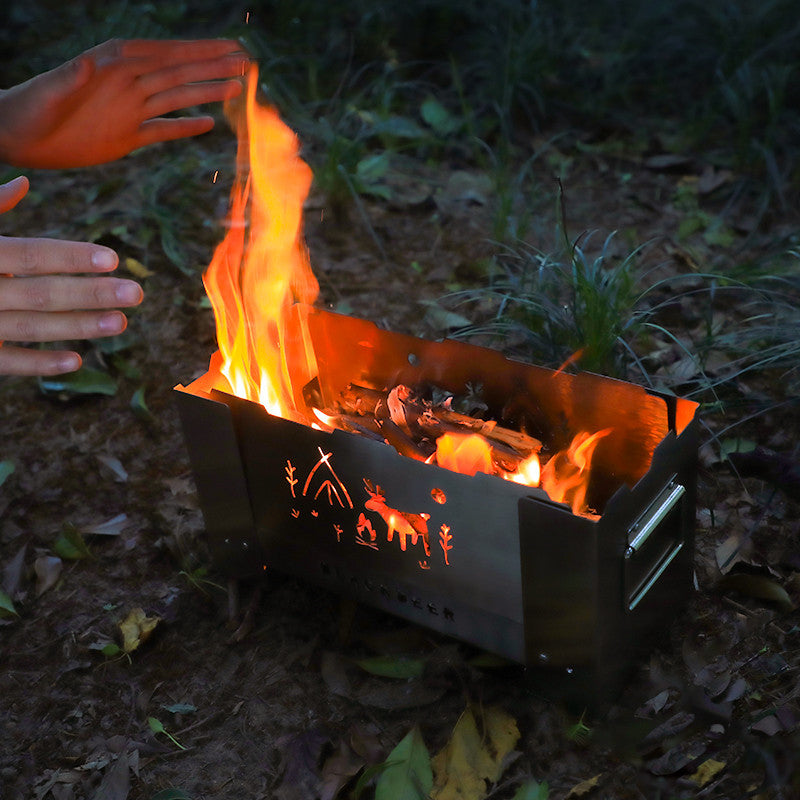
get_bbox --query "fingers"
[0,236,119,276]
[0,344,82,377]
[138,54,249,100]
[0,176,30,214]
[137,115,217,147]
[0,275,142,313]
[119,38,245,62]
[0,308,129,342]
[144,78,243,120]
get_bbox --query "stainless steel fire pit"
[175,306,698,703]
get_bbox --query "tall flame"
[203,65,318,419]
[202,65,612,518]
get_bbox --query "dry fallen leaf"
[688,758,726,787]
[431,705,520,800]
[119,607,160,653]
[35,555,63,596]
[124,257,154,278]
[564,773,603,798]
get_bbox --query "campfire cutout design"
[284,447,453,567]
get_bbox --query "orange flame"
[539,429,612,515]
[434,429,610,517]
[203,65,318,420]
[202,65,611,518]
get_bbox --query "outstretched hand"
[0,38,248,169]
[0,176,143,376]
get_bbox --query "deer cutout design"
[363,480,431,556]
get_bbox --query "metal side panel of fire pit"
[177,384,546,662]
[518,415,698,701]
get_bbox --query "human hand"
[0,176,143,376]
[0,38,248,169]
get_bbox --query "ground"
[1,115,800,800]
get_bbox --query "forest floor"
[1,113,800,800]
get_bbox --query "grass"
[442,197,800,415]
[2,0,798,405]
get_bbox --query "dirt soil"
[2,122,800,800]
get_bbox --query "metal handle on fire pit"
[625,479,685,559]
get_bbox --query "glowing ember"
[203,65,318,421]
[508,452,541,487]
[435,433,494,477]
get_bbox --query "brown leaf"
[349,722,384,764]
[275,729,329,800]
[90,751,130,800]
[431,705,520,800]
[2,542,27,597]
[319,740,364,800]
[119,608,160,653]
[635,689,671,718]
[642,711,695,747]
[751,715,782,736]
[35,555,63,596]
[321,651,352,698]
[646,738,706,776]
[564,773,603,798]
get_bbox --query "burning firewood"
[316,382,544,476]
[339,383,541,451]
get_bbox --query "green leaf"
[148,716,166,735]
[131,386,156,422]
[89,641,122,657]
[421,97,461,136]
[148,716,186,750]
[355,655,425,679]
[718,574,795,612]
[0,589,18,619]
[372,115,427,140]
[162,703,197,715]
[468,652,514,668]
[513,780,550,800]
[0,460,15,487]
[53,524,92,561]
[39,367,118,397]
[375,726,432,800]
[95,328,139,354]
[110,354,142,380]
[719,438,757,458]
[356,153,391,184]
[150,791,192,800]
